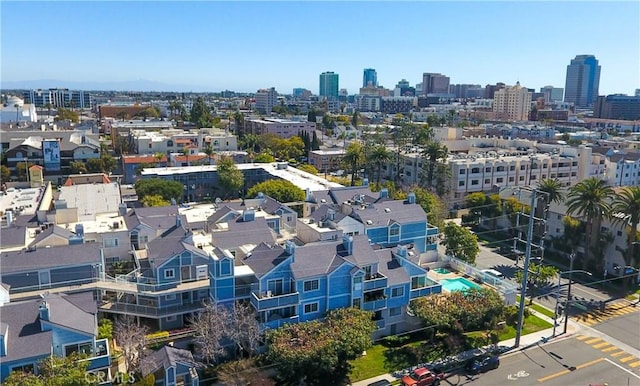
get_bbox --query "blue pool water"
[440,277,481,292]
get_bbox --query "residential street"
[446,336,640,386]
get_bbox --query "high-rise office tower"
[319,71,339,99]
[422,73,450,95]
[363,68,378,88]
[564,55,601,108]
[255,87,278,114]
[540,86,564,103]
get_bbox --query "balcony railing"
[410,284,441,299]
[80,339,111,371]
[363,298,387,311]
[250,291,299,311]
[363,275,387,291]
[375,319,385,330]
[99,300,206,317]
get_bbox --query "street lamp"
[552,268,592,336]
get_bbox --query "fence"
[444,256,517,305]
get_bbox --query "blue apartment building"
[0,293,111,383]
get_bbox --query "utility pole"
[515,188,538,348]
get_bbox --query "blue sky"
[2,1,639,95]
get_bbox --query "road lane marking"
[577,335,589,340]
[629,360,640,368]
[585,337,602,344]
[537,358,604,383]
[601,346,618,353]
[620,355,638,363]
[592,342,610,349]
[604,358,640,379]
[611,351,627,357]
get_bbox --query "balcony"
[410,285,441,299]
[99,300,206,318]
[363,274,387,291]
[250,291,299,311]
[81,339,111,371]
[426,227,439,237]
[363,298,387,311]
[375,319,386,330]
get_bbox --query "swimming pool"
[440,277,481,292]
[433,267,451,274]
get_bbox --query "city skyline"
[1,1,639,95]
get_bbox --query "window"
[304,302,319,314]
[220,259,231,276]
[485,167,491,172]
[389,307,401,317]
[391,287,404,297]
[459,181,465,187]
[459,169,466,175]
[12,364,35,374]
[510,165,516,171]
[353,276,363,291]
[484,179,490,184]
[471,180,479,185]
[471,167,480,174]
[166,315,177,322]
[304,279,319,292]
[509,177,514,182]
[103,238,119,248]
[164,269,175,279]
[411,276,426,289]
[106,256,119,265]
[520,165,526,170]
[519,176,525,181]
[165,294,176,301]
[496,177,504,183]
[65,342,92,357]
[389,226,399,237]
[353,298,361,309]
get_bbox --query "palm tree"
[422,141,448,190]
[611,187,640,284]
[203,143,215,165]
[368,145,391,184]
[182,146,190,167]
[566,177,614,269]
[342,142,365,186]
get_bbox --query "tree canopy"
[247,179,305,203]
[253,152,276,163]
[190,96,213,128]
[442,222,479,264]
[3,352,89,386]
[266,308,375,385]
[216,157,244,200]
[297,164,319,175]
[135,178,183,203]
[54,107,79,123]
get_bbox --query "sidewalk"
[351,309,580,386]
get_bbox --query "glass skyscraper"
[363,68,377,88]
[564,55,601,108]
[319,71,339,99]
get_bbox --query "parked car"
[466,355,500,374]
[401,367,445,386]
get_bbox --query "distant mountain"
[1,79,213,92]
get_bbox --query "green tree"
[367,145,391,184]
[216,358,275,386]
[297,164,319,175]
[247,179,305,203]
[101,153,116,174]
[169,101,183,118]
[253,152,276,163]
[203,143,215,165]
[98,318,113,339]
[182,146,190,166]
[422,141,448,191]
[11,352,89,386]
[351,111,359,128]
[566,177,614,269]
[307,109,317,123]
[2,370,43,386]
[217,157,244,200]
[311,131,320,150]
[133,374,156,386]
[412,186,447,229]
[135,178,183,203]
[1,164,10,182]
[465,192,487,225]
[54,107,79,123]
[141,194,170,207]
[190,96,213,128]
[611,186,640,284]
[537,178,564,213]
[70,161,87,174]
[86,158,105,173]
[342,142,365,186]
[514,262,559,304]
[442,222,479,264]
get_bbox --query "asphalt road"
[591,310,640,351]
[442,336,640,386]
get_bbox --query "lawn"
[497,314,553,341]
[528,303,556,319]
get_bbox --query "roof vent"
[384,208,391,213]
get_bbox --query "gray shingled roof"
[29,225,74,247]
[205,206,237,226]
[140,346,197,377]
[0,299,52,363]
[123,205,182,231]
[329,186,380,205]
[241,242,288,278]
[146,226,189,267]
[339,235,380,267]
[45,293,96,336]
[291,240,346,279]
[0,243,102,274]
[306,189,331,204]
[375,249,410,286]
[609,152,640,162]
[213,216,277,252]
[308,204,346,223]
[0,225,27,248]
[352,200,427,227]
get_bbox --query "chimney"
[39,301,50,322]
[285,240,295,262]
[327,208,335,221]
[379,188,389,199]
[407,192,416,204]
[396,245,408,260]
[242,208,255,222]
[118,203,128,216]
[343,235,353,255]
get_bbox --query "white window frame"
[164,269,175,279]
[303,279,319,292]
[304,302,319,314]
[391,286,404,298]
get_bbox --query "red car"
[401,367,444,386]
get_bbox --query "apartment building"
[308,149,346,172]
[604,152,640,186]
[492,82,532,121]
[244,118,316,139]
[23,88,92,109]
[255,87,278,114]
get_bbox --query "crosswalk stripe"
[620,355,638,363]
[593,342,610,349]
[585,337,602,344]
[602,346,618,353]
[629,361,640,368]
[577,335,589,340]
[611,351,627,357]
